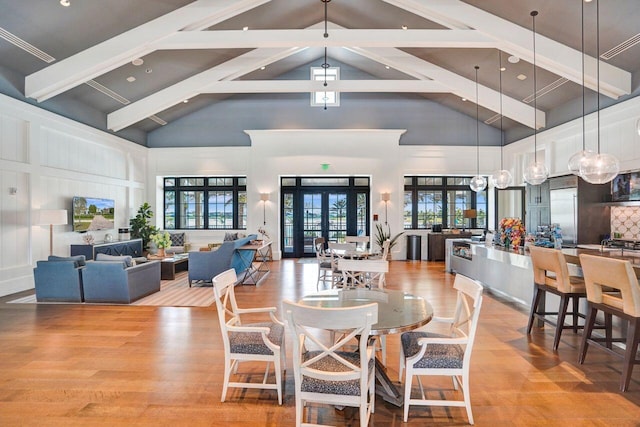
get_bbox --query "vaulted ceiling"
[1,0,639,147]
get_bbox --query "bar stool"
[527,246,588,350]
[578,254,639,392]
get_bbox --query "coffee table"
[160,254,189,280]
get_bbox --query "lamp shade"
[580,152,620,184]
[381,192,391,202]
[260,193,270,202]
[523,160,549,186]
[469,175,487,192]
[36,209,68,226]
[491,170,513,189]
[463,209,477,219]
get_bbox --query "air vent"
[0,27,55,63]
[84,80,130,105]
[600,33,640,60]
[149,115,167,126]
[484,113,501,125]
[523,77,569,104]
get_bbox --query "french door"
[281,177,369,258]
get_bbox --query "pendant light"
[470,65,487,193]
[568,0,595,175]
[491,52,514,189]
[523,10,549,186]
[320,0,331,110]
[579,0,620,184]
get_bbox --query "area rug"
[7,272,214,307]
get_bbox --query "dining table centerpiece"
[498,218,525,250]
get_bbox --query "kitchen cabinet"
[525,180,550,234]
[428,232,472,261]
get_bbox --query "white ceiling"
[0,0,638,145]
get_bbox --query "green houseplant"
[374,223,404,259]
[150,231,172,257]
[129,202,158,252]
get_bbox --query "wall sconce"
[381,193,391,225]
[9,187,17,195]
[260,193,270,225]
[35,209,68,255]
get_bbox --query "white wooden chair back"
[338,259,389,289]
[282,300,378,427]
[345,235,370,250]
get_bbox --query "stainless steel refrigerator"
[550,187,578,247]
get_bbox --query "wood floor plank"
[0,259,639,426]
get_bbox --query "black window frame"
[404,175,488,230]
[163,176,247,230]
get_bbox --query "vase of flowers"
[498,218,525,250]
[258,226,270,241]
[151,231,172,257]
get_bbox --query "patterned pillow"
[169,233,185,246]
[224,232,238,241]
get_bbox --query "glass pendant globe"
[523,161,549,185]
[579,152,620,184]
[567,149,596,176]
[491,169,513,189]
[469,175,487,192]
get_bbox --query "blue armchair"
[33,258,85,302]
[81,260,161,303]
[188,234,257,286]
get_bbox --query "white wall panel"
[0,112,28,163]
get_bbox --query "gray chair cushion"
[300,351,374,396]
[229,322,283,355]
[47,254,86,267]
[95,253,133,267]
[401,331,464,369]
[319,261,332,269]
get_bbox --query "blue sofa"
[81,260,161,303]
[188,234,257,286]
[33,255,87,302]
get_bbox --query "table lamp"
[36,209,68,255]
[463,209,477,232]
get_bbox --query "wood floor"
[1,260,640,426]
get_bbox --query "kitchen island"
[445,238,640,308]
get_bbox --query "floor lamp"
[260,193,269,226]
[37,209,68,255]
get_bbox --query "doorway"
[281,177,370,258]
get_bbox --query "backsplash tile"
[611,206,640,239]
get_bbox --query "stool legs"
[527,286,544,335]
[621,318,640,392]
[554,295,571,351]
[578,305,597,364]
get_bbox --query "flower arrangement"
[498,218,525,250]
[151,231,172,249]
[257,226,269,240]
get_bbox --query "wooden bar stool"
[578,254,640,392]
[527,246,589,350]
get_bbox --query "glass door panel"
[303,193,323,255]
[328,193,347,242]
[283,193,294,255]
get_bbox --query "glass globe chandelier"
[470,65,487,193]
[568,0,595,176]
[523,11,549,186]
[491,52,513,189]
[579,0,619,184]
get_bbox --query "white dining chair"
[338,259,389,289]
[282,299,378,427]
[328,242,356,287]
[314,237,333,289]
[345,235,370,251]
[213,268,285,404]
[399,274,483,424]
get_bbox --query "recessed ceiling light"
[126,76,136,83]
[260,66,266,70]
[132,58,144,66]
[385,65,390,69]
[461,98,467,102]
[145,68,152,74]
[508,55,520,64]
[401,25,408,30]
[60,0,70,6]
[584,0,593,3]
[243,26,249,31]
[183,99,189,103]
[500,66,506,72]
[517,74,527,80]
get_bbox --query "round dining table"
[298,288,434,406]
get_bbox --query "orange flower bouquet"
[498,218,525,250]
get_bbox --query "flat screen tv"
[72,196,115,232]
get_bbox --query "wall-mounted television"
[72,196,115,232]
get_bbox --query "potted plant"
[129,202,158,253]
[150,231,172,257]
[374,223,404,260]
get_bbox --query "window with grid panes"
[404,176,487,229]
[163,177,246,230]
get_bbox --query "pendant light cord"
[581,0,586,151]
[475,65,480,176]
[531,11,538,163]
[499,51,504,170]
[322,0,330,38]
[321,0,331,110]
[596,0,601,155]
